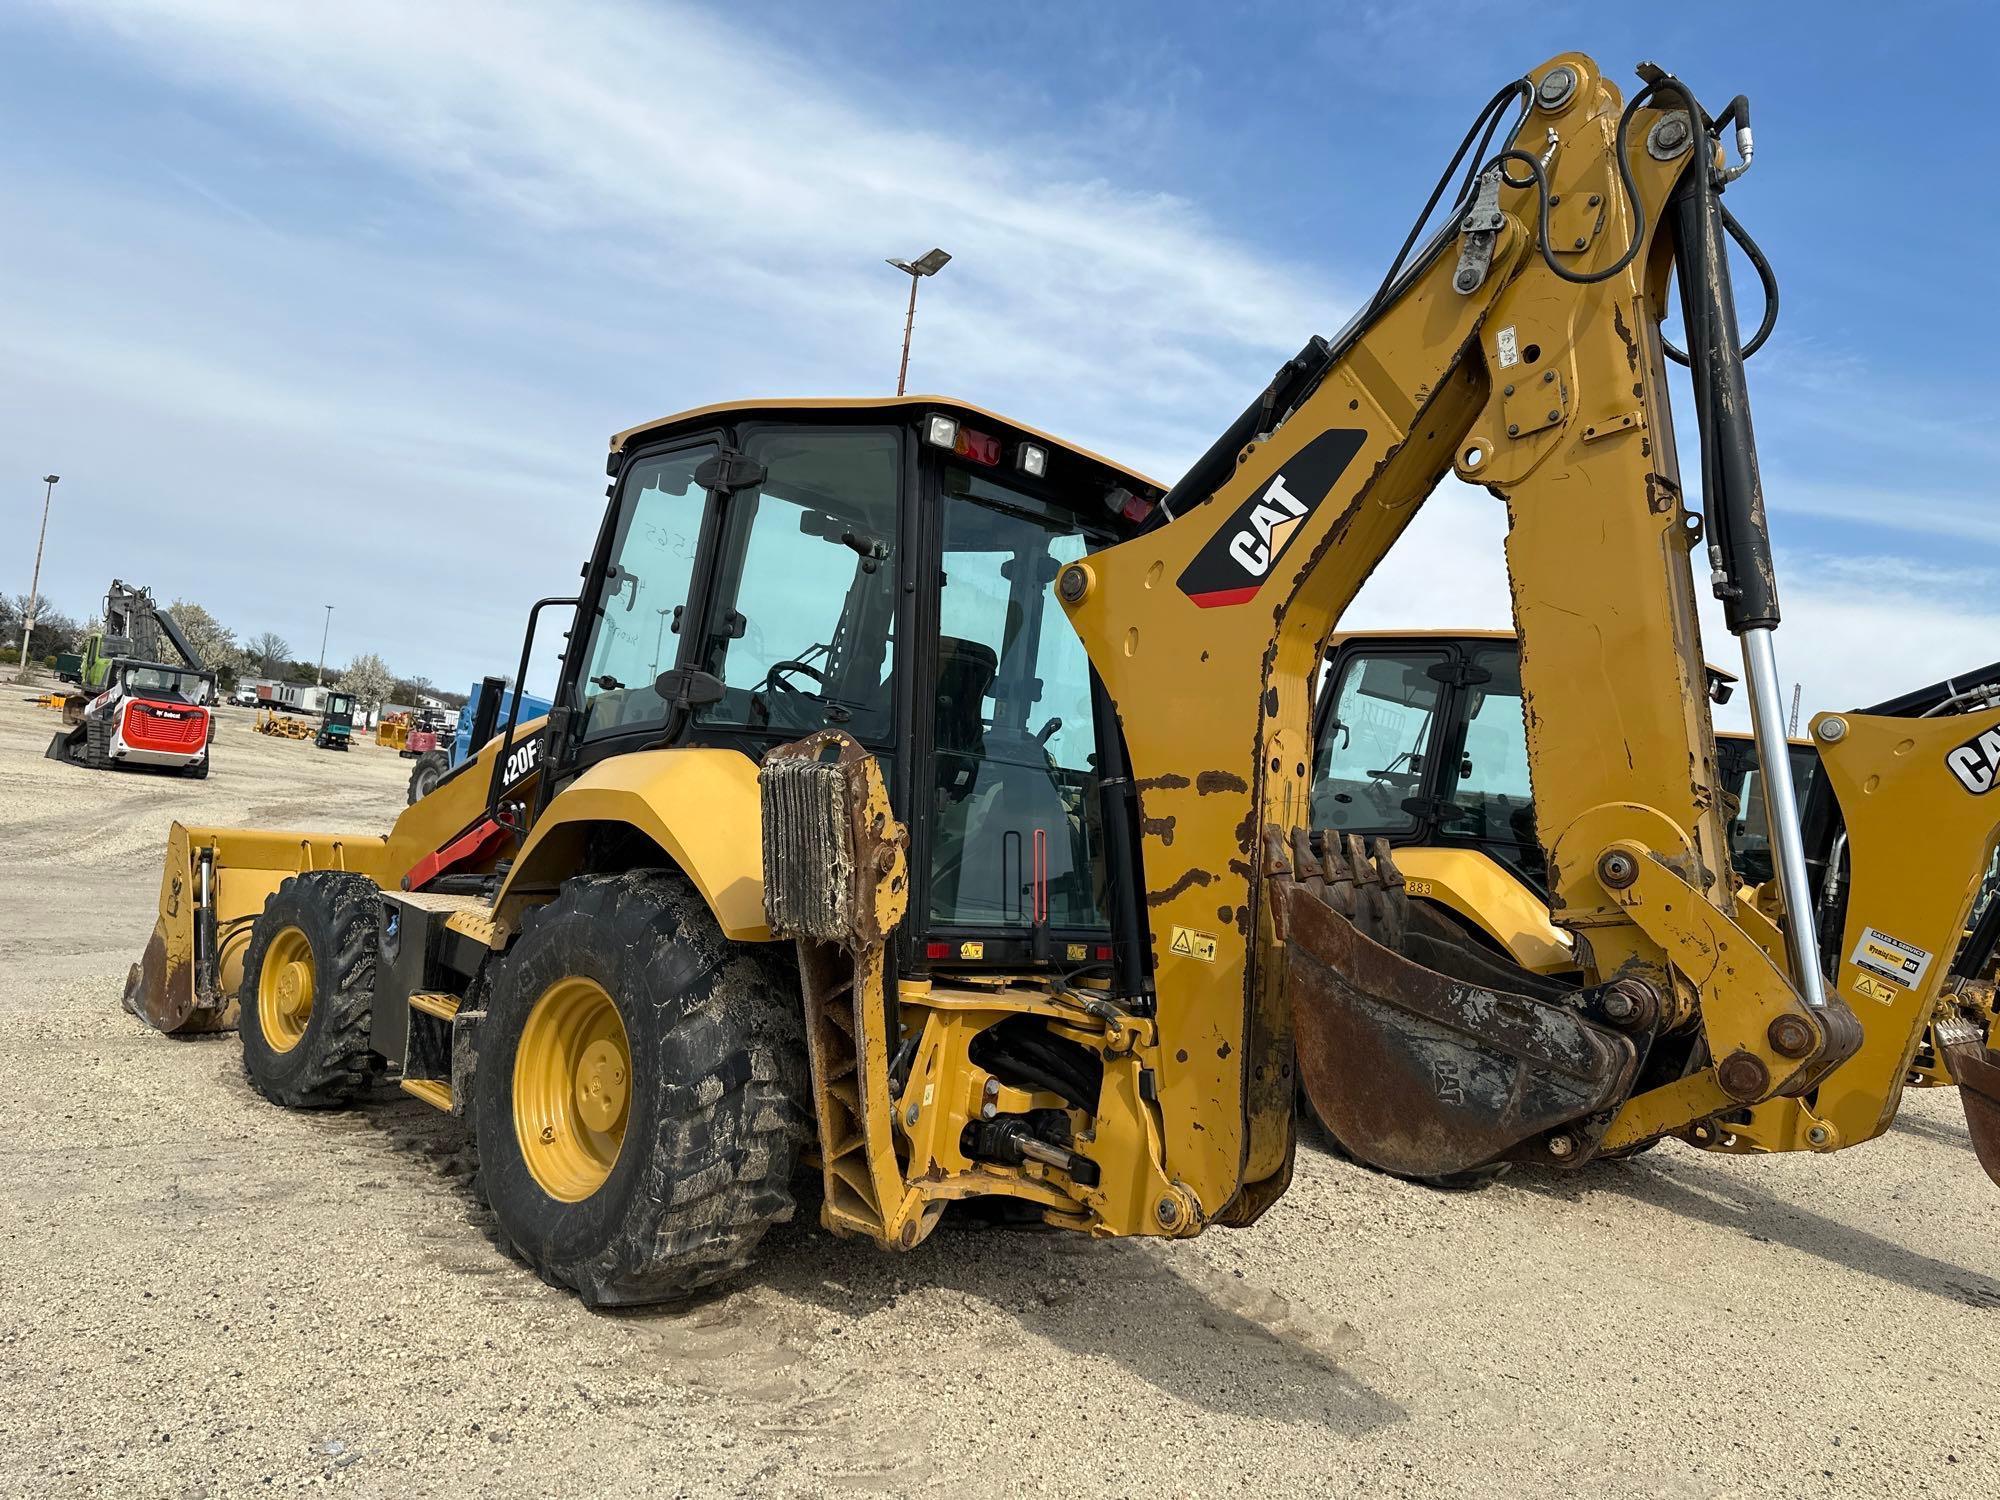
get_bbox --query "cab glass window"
[1311,652,1445,836]
[577,444,712,741]
[929,474,1108,931]
[1437,646,1535,847]
[698,428,900,742]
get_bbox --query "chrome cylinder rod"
[1739,625,1828,1009]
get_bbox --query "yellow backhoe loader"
[1308,632,2000,1175]
[125,53,2000,1303]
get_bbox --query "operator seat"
[934,637,998,801]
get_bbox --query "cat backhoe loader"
[125,53,2000,1304]
[1308,633,2000,1172]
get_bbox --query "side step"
[399,992,476,1115]
[409,991,461,1021]
[399,1077,454,1112]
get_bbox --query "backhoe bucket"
[1274,831,1639,1181]
[1936,1010,2000,1188]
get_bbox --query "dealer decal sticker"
[1848,926,1934,993]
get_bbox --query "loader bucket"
[45,726,80,761]
[1936,1012,2000,1188]
[1275,830,1639,1181]
[123,920,236,1035]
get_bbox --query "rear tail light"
[923,412,1000,466]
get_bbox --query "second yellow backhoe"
[122,53,2000,1304]
[1308,631,2000,1178]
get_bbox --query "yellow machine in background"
[1308,632,2000,1173]
[125,54,2000,1305]
[254,707,312,740]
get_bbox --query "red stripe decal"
[1186,585,1261,609]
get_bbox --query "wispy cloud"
[47,0,1347,466]
[7,0,1989,711]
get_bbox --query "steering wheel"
[759,660,826,695]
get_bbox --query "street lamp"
[317,603,335,686]
[14,474,59,683]
[886,248,952,396]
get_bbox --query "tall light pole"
[317,604,334,686]
[14,475,59,683]
[886,248,951,396]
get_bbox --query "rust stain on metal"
[1139,814,1177,846]
[1196,770,1249,796]
[1612,305,1638,372]
[1146,868,1215,907]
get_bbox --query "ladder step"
[409,991,461,1022]
[399,1077,453,1112]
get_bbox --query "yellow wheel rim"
[257,926,316,1054]
[514,977,632,1202]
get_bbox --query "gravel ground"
[1,680,1996,1499]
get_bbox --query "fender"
[1390,846,1577,975]
[496,748,772,940]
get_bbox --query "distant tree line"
[1,591,466,710]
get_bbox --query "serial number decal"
[1946,721,2000,794]
[1848,925,1934,992]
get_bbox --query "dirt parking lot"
[1,683,1995,1499]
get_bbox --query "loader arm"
[1060,53,1858,1211]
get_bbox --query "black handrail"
[485,595,580,830]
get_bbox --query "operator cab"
[113,660,214,706]
[1310,631,1819,892]
[532,397,1163,978]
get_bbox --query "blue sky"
[2,0,1993,718]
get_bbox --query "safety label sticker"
[1496,325,1520,368]
[1169,926,1218,962]
[1851,973,1900,1006]
[1848,926,1933,992]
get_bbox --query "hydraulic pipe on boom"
[1660,87,1826,1011]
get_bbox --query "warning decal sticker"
[1169,926,1218,962]
[1847,926,1934,992]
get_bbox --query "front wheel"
[471,870,809,1306]
[238,872,380,1107]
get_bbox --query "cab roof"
[1325,627,1739,685]
[610,395,1162,494]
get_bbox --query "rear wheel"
[239,872,380,1108]
[407,750,449,804]
[471,870,810,1306]
[180,754,210,780]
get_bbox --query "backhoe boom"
[1060,53,1858,1206]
